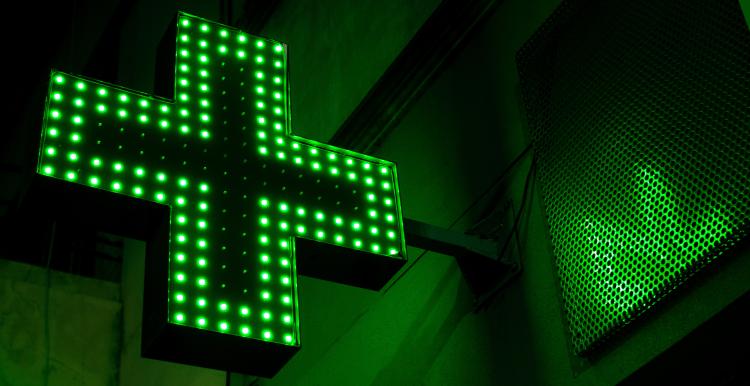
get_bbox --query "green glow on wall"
[36,12,406,349]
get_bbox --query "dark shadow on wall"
[369,255,474,385]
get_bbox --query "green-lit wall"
[258,0,750,384]
[2,0,750,385]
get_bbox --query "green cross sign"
[34,12,406,376]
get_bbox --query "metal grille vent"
[517,0,750,353]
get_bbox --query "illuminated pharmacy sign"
[35,12,406,376]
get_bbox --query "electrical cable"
[43,220,56,386]
[383,143,534,293]
[474,156,537,310]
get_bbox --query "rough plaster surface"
[0,260,121,386]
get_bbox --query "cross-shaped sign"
[34,12,406,376]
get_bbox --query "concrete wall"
[0,260,121,386]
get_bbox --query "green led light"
[36,16,406,355]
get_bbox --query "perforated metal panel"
[517,0,750,353]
